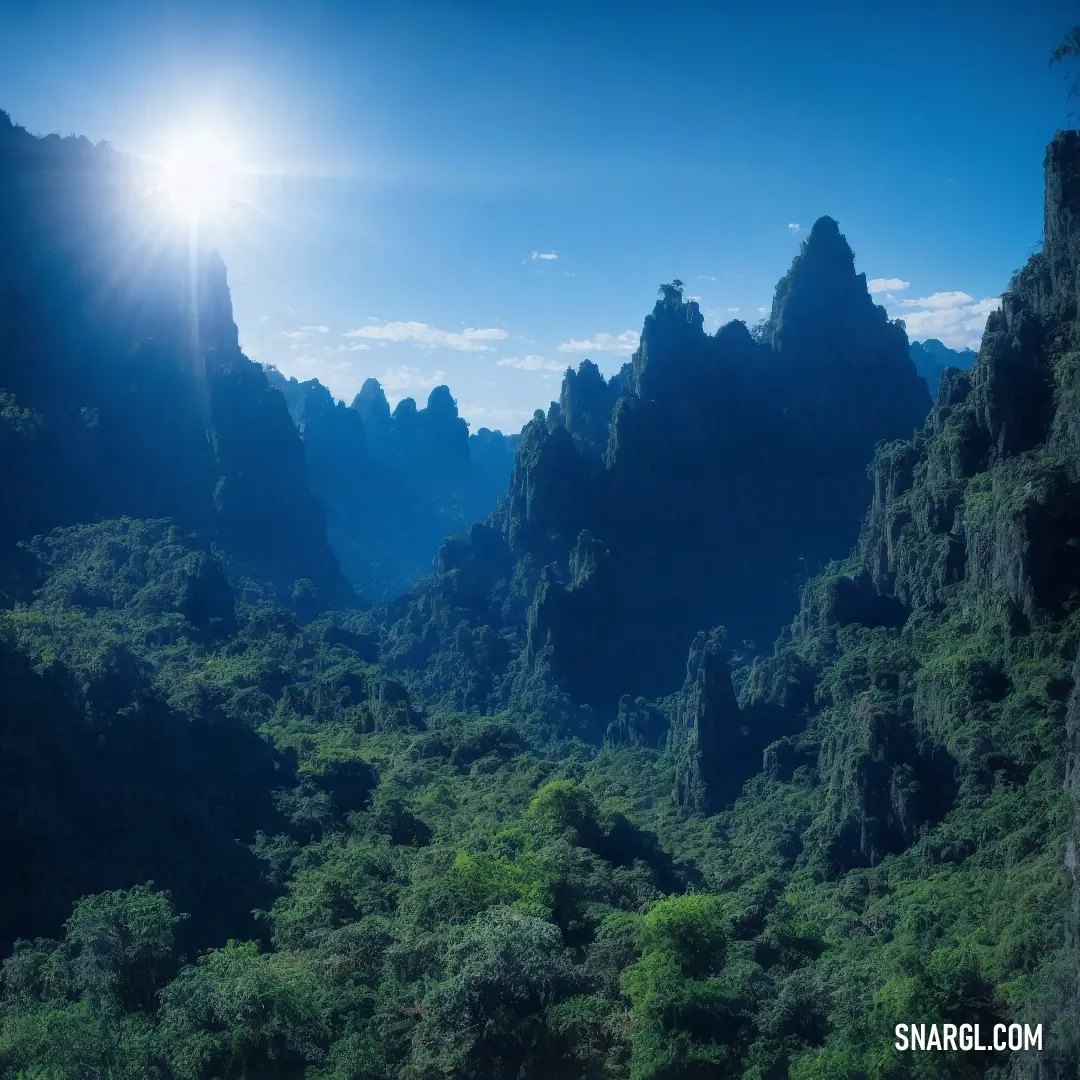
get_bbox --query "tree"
[1051,25,1080,111]
[409,907,578,1079]
[61,885,183,1014]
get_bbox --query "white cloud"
[282,325,330,340]
[497,354,564,372]
[898,291,974,310]
[697,274,716,281]
[343,320,509,352]
[892,292,1001,350]
[867,277,910,294]
[326,343,371,353]
[557,330,639,354]
[725,306,740,314]
[758,306,769,314]
[527,251,558,260]
[788,223,801,233]
[379,365,448,391]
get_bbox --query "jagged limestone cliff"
[728,130,1080,1075]
[381,218,931,724]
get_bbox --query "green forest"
[2,25,1080,1080]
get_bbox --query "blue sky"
[1,0,1076,432]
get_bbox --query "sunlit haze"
[158,127,242,225]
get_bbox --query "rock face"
[382,217,931,721]
[0,111,349,606]
[519,219,929,707]
[670,628,740,815]
[735,131,1080,1073]
[265,369,518,599]
[856,132,1080,629]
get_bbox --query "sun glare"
[159,129,240,225]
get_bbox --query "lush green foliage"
[0,503,1072,1077]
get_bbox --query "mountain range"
[0,106,1075,1079]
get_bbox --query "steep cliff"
[731,130,1080,1075]
[0,111,349,606]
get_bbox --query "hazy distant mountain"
[265,368,518,599]
[909,336,976,393]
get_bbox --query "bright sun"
[159,129,240,225]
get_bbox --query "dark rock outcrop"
[670,628,741,815]
[390,217,930,720]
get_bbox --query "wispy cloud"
[343,321,509,352]
[557,330,639,354]
[898,291,974,309]
[725,306,740,314]
[697,274,716,281]
[758,306,769,314]
[380,365,448,391]
[282,325,330,340]
[891,291,1001,350]
[867,278,910,295]
[527,251,558,261]
[497,355,564,372]
[788,223,801,233]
